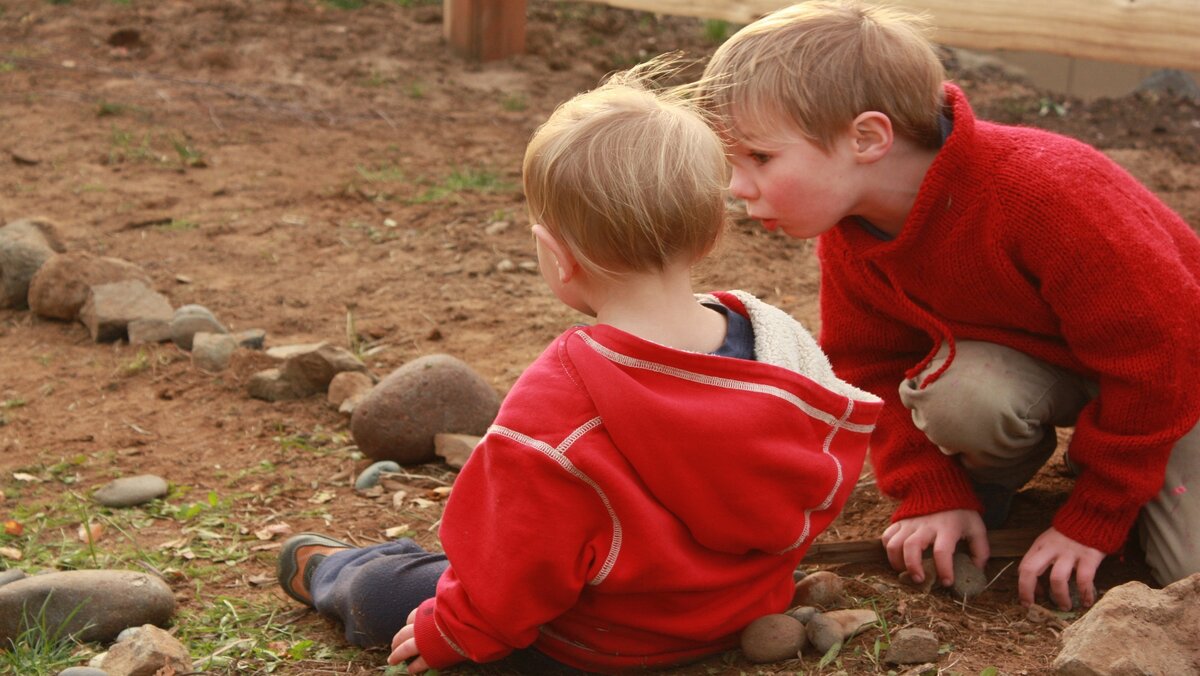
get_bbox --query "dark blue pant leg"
[309,538,448,647]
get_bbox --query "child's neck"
[856,136,940,237]
[589,261,727,354]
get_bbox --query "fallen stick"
[802,527,1043,565]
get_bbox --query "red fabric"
[818,83,1200,554]
[413,311,881,672]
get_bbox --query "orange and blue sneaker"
[277,533,353,606]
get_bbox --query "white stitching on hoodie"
[488,421,622,586]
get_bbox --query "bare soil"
[1,1,1198,674]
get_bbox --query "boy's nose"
[728,167,757,201]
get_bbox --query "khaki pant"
[898,340,1200,585]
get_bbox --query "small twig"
[372,107,397,130]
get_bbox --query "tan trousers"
[898,340,1200,585]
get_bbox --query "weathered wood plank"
[587,0,1199,70]
[443,0,528,61]
[802,527,1043,565]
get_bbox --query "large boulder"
[351,354,500,464]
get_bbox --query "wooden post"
[443,0,527,62]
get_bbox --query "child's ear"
[849,111,893,164]
[531,223,579,284]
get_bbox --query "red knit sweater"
[818,83,1200,554]
[412,293,881,672]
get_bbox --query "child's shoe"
[277,532,353,606]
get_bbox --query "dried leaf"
[3,520,22,536]
[411,497,437,509]
[384,524,411,538]
[309,491,335,504]
[431,486,453,498]
[0,546,22,560]
[247,573,274,586]
[255,522,293,540]
[78,522,105,543]
[12,472,39,483]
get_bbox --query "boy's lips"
[759,218,778,231]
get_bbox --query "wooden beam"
[443,0,527,61]
[586,0,1199,71]
[802,527,1042,565]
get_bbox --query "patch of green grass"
[702,19,732,44]
[3,396,27,409]
[0,61,16,73]
[0,596,91,675]
[404,81,426,99]
[410,166,514,204]
[172,138,206,167]
[355,163,406,183]
[500,93,527,112]
[108,126,159,164]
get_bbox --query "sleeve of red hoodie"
[816,248,982,522]
[410,426,614,669]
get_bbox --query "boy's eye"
[749,151,771,165]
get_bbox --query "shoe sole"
[277,532,353,606]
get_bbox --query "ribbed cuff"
[412,598,468,670]
[1051,494,1140,554]
[888,462,981,522]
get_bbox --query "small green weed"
[404,81,426,99]
[355,163,406,183]
[172,138,206,167]
[0,61,16,73]
[0,596,90,675]
[3,396,27,409]
[500,93,527,112]
[702,19,731,44]
[156,218,200,232]
[410,166,514,204]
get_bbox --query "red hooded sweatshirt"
[412,291,881,672]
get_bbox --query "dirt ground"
[1,1,1198,674]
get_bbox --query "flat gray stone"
[0,570,175,643]
[92,475,169,507]
[0,569,27,588]
[886,627,940,665]
[57,667,110,676]
[192,331,237,372]
[78,280,173,343]
[170,304,227,351]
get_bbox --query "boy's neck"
[854,135,940,237]
[587,261,727,354]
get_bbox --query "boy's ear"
[849,111,893,164]
[531,223,579,284]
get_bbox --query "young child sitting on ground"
[697,0,1200,612]
[276,62,882,674]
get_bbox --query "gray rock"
[351,354,500,465]
[0,570,175,643]
[57,668,110,676]
[99,623,190,676]
[126,318,172,345]
[28,252,151,321]
[1053,573,1200,675]
[355,460,401,490]
[191,331,237,372]
[950,552,987,600]
[276,342,367,395]
[92,475,169,508]
[0,568,27,588]
[78,280,173,343]
[1137,69,1200,102]
[434,432,480,469]
[232,328,266,349]
[0,217,65,309]
[886,627,940,665]
[787,605,819,624]
[328,370,374,409]
[247,368,305,402]
[169,304,227,351]
[741,613,806,663]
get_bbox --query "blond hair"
[699,0,946,150]
[523,60,728,277]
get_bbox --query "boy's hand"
[388,607,429,673]
[881,509,989,586]
[1017,526,1103,610]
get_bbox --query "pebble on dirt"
[91,474,169,507]
[885,627,940,665]
[169,303,229,351]
[98,623,191,676]
[56,667,109,676]
[351,353,500,465]
[806,608,878,653]
[355,460,401,490]
[792,570,845,608]
[0,570,175,643]
[191,331,238,372]
[740,613,807,663]
[79,279,174,343]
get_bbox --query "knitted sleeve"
[817,246,981,520]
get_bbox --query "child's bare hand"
[1017,527,1103,610]
[388,608,429,672]
[881,509,989,586]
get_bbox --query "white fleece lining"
[698,290,882,404]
